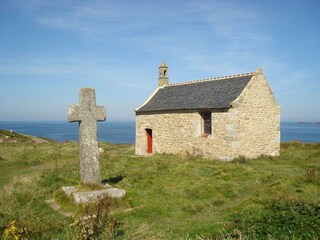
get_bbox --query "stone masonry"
[68,88,106,184]
[135,67,280,160]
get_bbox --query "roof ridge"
[168,72,255,86]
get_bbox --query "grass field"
[0,130,319,239]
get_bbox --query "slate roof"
[136,72,255,112]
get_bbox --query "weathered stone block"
[62,186,77,197]
[73,188,126,204]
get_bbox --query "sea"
[0,121,319,144]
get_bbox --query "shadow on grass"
[102,176,124,184]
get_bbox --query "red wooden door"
[146,129,152,153]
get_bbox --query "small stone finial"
[256,67,263,75]
[158,60,169,87]
[159,60,168,67]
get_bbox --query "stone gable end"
[229,68,280,158]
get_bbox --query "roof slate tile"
[136,74,254,112]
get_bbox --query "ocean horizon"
[0,121,320,144]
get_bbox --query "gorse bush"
[226,199,320,239]
[2,220,30,240]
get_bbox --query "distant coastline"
[297,121,320,124]
[0,121,135,144]
[0,121,319,143]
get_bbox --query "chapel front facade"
[135,61,280,160]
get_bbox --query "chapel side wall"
[135,112,201,156]
[230,70,280,158]
[135,111,234,159]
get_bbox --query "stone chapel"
[135,61,280,160]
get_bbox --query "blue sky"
[0,0,319,122]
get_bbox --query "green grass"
[0,130,319,239]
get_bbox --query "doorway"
[146,129,153,153]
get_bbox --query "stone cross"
[68,88,106,185]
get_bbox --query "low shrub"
[304,168,320,185]
[2,220,31,240]
[70,194,121,240]
[226,199,320,239]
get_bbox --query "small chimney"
[158,60,169,87]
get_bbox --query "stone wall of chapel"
[135,111,236,160]
[135,71,280,160]
[228,71,280,158]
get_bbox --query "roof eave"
[136,106,230,113]
[134,87,162,112]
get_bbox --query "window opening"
[202,112,212,135]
